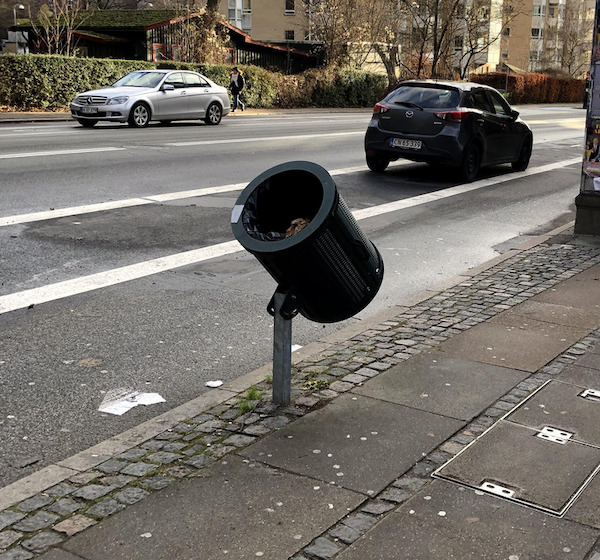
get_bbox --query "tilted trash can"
[231,161,384,323]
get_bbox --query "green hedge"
[0,53,387,110]
[469,71,585,104]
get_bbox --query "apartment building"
[220,0,595,77]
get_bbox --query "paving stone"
[146,451,181,465]
[360,501,395,515]
[328,381,353,392]
[96,459,127,474]
[13,512,59,532]
[86,498,125,519]
[340,374,367,384]
[260,416,290,429]
[68,472,101,485]
[114,449,148,461]
[303,537,340,559]
[21,531,63,553]
[223,434,255,447]
[161,465,195,478]
[53,515,97,537]
[0,512,25,531]
[0,530,22,550]
[294,396,320,408]
[393,476,428,493]
[17,495,54,513]
[161,443,186,453]
[100,474,136,488]
[380,488,411,504]
[354,367,378,378]
[71,485,112,501]
[329,524,360,544]
[341,513,377,532]
[242,424,272,436]
[197,420,225,433]
[0,546,33,559]
[139,475,175,491]
[113,488,150,505]
[46,483,76,498]
[47,499,83,516]
[120,462,157,477]
[140,440,165,451]
[183,454,216,470]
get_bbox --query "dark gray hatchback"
[364,80,533,182]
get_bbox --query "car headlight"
[107,96,129,105]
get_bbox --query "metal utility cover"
[434,421,600,515]
[507,380,600,447]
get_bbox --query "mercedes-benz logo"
[405,110,414,118]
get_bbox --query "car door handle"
[181,91,187,96]
[477,118,484,125]
[203,89,210,93]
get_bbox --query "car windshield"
[388,86,460,109]
[112,72,165,88]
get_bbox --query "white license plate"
[80,107,98,114]
[391,138,422,149]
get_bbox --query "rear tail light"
[434,110,469,122]
[373,103,390,115]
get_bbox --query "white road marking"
[0,157,580,315]
[353,158,581,220]
[0,166,388,226]
[0,147,125,159]
[166,131,363,147]
[0,241,242,314]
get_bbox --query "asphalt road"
[0,105,587,487]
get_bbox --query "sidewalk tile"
[61,457,364,560]
[337,481,599,559]
[353,352,528,421]
[241,393,463,494]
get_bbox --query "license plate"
[80,107,98,114]
[391,138,422,149]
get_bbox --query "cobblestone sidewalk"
[1,229,600,560]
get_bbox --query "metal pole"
[575,0,600,234]
[272,291,292,406]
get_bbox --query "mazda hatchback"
[364,80,533,182]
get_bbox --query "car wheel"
[128,103,151,128]
[204,102,222,125]
[511,137,532,171]
[366,155,390,173]
[77,119,97,128]
[460,143,481,183]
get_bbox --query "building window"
[285,29,295,40]
[285,0,294,14]
[503,27,510,36]
[454,35,462,49]
[502,51,509,59]
[531,28,542,38]
[530,50,540,61]
[532,4,545,16]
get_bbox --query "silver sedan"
[70,69,231,128]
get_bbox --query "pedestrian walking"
[229,66,245,112]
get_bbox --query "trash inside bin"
[231,161,384,323]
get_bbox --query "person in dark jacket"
[229,66,245,112]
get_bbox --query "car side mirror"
[162,84,175,91]
[510,109,519,120]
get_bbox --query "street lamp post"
[13,3,24,25]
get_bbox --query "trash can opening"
[241,170,324,241]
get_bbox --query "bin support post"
[272,290,292,406]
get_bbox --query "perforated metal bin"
[231,161,384,323]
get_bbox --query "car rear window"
[387,86,460,109]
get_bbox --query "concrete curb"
[0,220,577,511]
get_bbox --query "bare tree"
[539,0,593,77]
[30,0,93,56]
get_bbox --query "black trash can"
[231,161,384,323]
